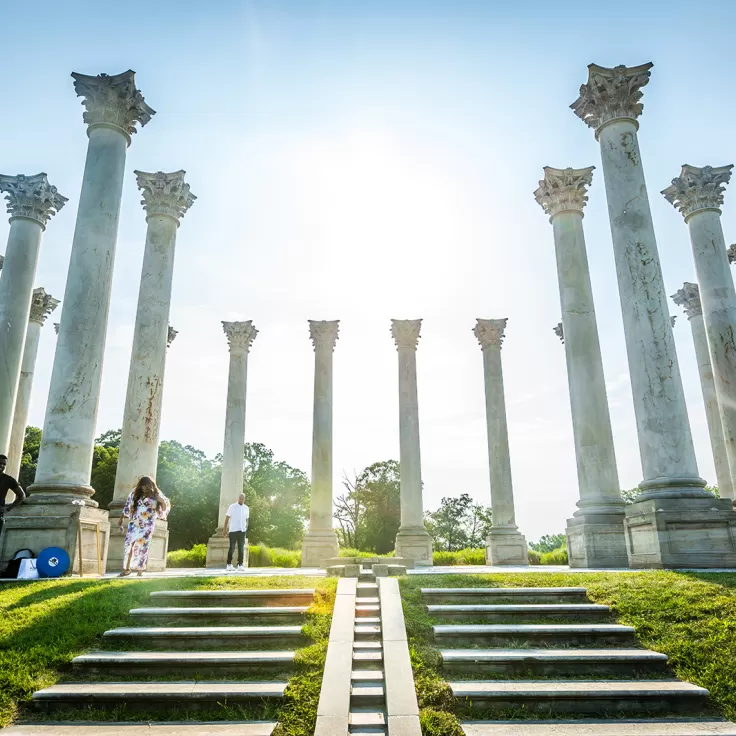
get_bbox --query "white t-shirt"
[226,502,249,533]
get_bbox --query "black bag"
[0,548,35,579]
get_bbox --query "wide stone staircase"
[29,587,317,732]
[423,585,736,735]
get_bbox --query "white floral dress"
[122,491,170,571]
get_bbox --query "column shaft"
[310,347,334,530]
[397,346,423,529]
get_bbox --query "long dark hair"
[132,476,165,513]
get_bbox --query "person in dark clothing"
[0,454,26,534]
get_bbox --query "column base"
[106,521,169,573]
[485,527,528,566]
[206,533,249,568]
[0,501,110,575]
[395,526,433,567]
[624,495,736,568]
[566,512,628,568]
[301,529,339,568]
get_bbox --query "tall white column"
[1,71,155,572]
[107,171,195,572]
[391,319,432,566]
[301,320,340,567]
[664,165,736,499]
[473,319,528,565]
[534,166,627,568]
[206,321,257,568]
[0,175,65,458]
[572,63,736,567]
[7,289,59,481]
[672,283,733,500]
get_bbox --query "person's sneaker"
[237,564,245,571]
[226,564,234,571]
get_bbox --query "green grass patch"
[0,574,335,735]
[399,571,736,733]
[167,544,303,568]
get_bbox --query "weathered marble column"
[473,319,528,565]
[6,289,59,482]
[571,63,736,567]
[534,166,627,568]
[107,171,195,572]
[672,283,733,500]
[301,320,340,567]
[0,175,65,459]
[664,166,736,501]
[1,71,155,572]
[206,321,258,568]
[391,319,433,566]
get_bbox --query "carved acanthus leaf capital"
[72,70,155,137]
[135,170,196,222]
[0,173,67,228]
[0,254,4,270]
[309,320,339,352]
[53,323,60,335]
[571,62,653,131]
[670,315,677,328]
[534,166,594,217]
[728,244,736,265]
[222,320,258,352]
[167,326,178,347]
[671,282,702,319]
[662,164,733,220]
[391,319,422,350]
[474,318,508,349]
[554,322,564,343]
[29,287,60,324]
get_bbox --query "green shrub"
[248,543,301,568]
[540,546,568,565]
[338,548,393,558]
[167,543,206,568]
[528,548,541,565]
[432,548,485,566]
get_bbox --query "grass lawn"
[0,574,336,736]
[399,571,736,736]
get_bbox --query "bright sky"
[2,0,735,542]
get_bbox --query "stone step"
[450,680,709,714]
[353,651,383,669]
[355,605,381,617]
[357,582,378,590]
[129,606,308,623]
[351,670,385,682]
[428,604,610,621]
[351,683,386,705]
[434,624,637,647]
[32,681,287,712]
[441,648,669,677]
[356,597,380,605]
[354,641,382,650]
[149,589,315,607]
[422,587,588,604]
[103,625,305,649]
[350,709,387,728]
[460,720,736,735]
[72,650,295,676]
[355,624,382,641]
[358,617,382,626]
[2,723,278,735]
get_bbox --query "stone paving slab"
[2,723,277,735]
[461,720,736,735]
[451,681,709,698]
[104,625,303,638]
[73,651,295,666]
[129,606,308,617]
[435,624,635,635]
[422,587,588,596]
[428,604,609,614]
[442,648,667,663]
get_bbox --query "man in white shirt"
[223,492,249,571]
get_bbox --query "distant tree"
[466,502,493,548]
[334,474,364,549]
[529,533,567,553]
[424,493,493,552]
[95,429,122,449]
[18,426,42,489]
[90,445,119,509]
[355,460,401,554]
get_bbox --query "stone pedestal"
[301,529,339,568]
[566,515,629,568]
[206,534,249,568]
[486,528,529,566]
[106,521,169,573]
[394,527,433,566]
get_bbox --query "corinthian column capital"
[554,322,564,343]
[0,173,67,229]
[728,244,736,264]
[391,319,422,350]
[222,320,258,352]
[474,318,508,349]
[72,70,155,140]
[671,282,702,319]
[662,164,733,221]
[29,288,60,325]
[135,170,196,223]
[309,320,339,352]
[167,326,178,347]
[534,166,594,218]
[571,62,653,133]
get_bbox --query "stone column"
[473,319,528,565]
[107,171,195,572]
[571,63,736,568]
[390,319,433,566]
[664,166,736,501]
[206,321,258,568]
[534,166,627,568]
[672,283,733,500]
[6,289,60,483]
[301,320,340,567]
[0,175,66,459]
[1,71,155,572]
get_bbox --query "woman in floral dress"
[118,476,170,577]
